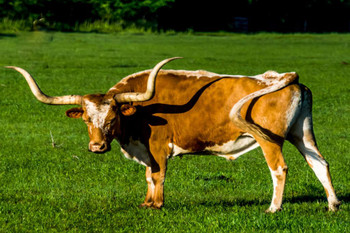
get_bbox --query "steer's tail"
[229,72,299,142]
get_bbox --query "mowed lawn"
[0,32,349,232]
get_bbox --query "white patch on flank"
[167,143,191,158]
[167,133,259,160]
[206,133,259,160]
[121,138,151,166]
[85,100,110,129]
[285,89,302,132]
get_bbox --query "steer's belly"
[208,133,259,160]
[120,133,259,166]
[168,133,259,160]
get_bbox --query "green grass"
[0,32,349,232]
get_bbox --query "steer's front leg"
[150,164,167,209]
[140,166,154,208]
[140,156,167,209]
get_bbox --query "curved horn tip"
[5,66,16,69]
[157,57,183,63]
[5,66,24,72]
[167,57,183,61]
[153,57,183,67]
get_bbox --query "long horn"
[6,66,82,105]
[114,57,182,103]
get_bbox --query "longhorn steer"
[6,58,340,212]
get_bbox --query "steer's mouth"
[88,141,111,154]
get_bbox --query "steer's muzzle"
[89,141,110,153]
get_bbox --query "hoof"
[151,202,163,209]
[265,206,282,213]
[328,200,341,212]
[139,202,153,209]
[138,202,163,209]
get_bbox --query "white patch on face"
[205,133,259,160]
[121,138,150,166]
[85,100,110,129]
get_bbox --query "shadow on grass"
[338,193,350,202]
[199,199,267,207]
[285,194,326,204]
[110,64,139,68]
[285,191,349,205]
[176,192,349,209]
[179,197,269,208]
[195,174,233,182]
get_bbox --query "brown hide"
[109,71,340,212]
[109,71,298,155]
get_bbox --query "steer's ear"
[66,107,84,118]
[120,104,136,116]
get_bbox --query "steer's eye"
[104,118,116,131]
[108,118,116,126]
[105,120,113,128]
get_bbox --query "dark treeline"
[1,0,349,32]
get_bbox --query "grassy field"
[0,32,349,232]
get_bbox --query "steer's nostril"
[89,141,109,153]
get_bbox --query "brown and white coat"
[7,58,340,212]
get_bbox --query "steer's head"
[6,57,180,153]
[66,94,118,153]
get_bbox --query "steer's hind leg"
[288,126,340,211]
[257,139,288,213]
[288,86,340,211]
[289,128,340,211]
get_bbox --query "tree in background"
[0,0,174,30]
[0,0,349,32]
